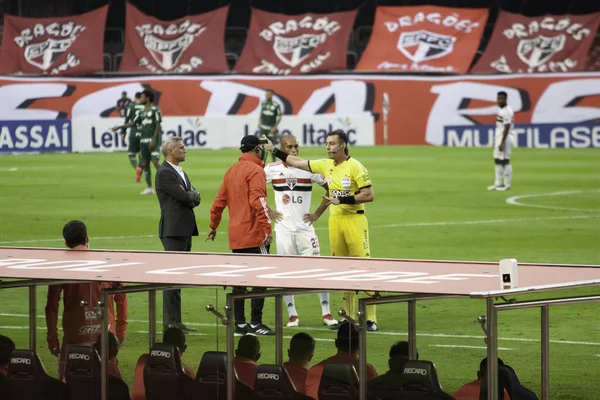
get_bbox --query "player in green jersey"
[257,89,282,164]
[122,92,146,182]
[112,90,162,195]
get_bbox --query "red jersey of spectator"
[209,152,272,250]
[305,352,378,399]
[283,361,309,394]
[45,279,128,350]
[454,378,510,400]
[235,356,259,388]
[131,353,195,400]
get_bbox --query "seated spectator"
[454,357,509,400]
[0,335,15,376]
[235,335,261,388]
[305,321,378,399]
[163,326,195,378]
[94,332,122,378]
[131,326,194,400]
[283,332,315,394]
[368,341,417,390]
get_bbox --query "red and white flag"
[119,3,229,73]
[235,9,356,75]
[0,6,108,75]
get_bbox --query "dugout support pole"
[226,293,235,400]
[275,294,283,365]
[100,289,110,400]
[408,300,417,359]
[357,300,368,400]
[486,298,499,400]
[541,305,550,400]
[28,285,36,351]
[149,290,157,348]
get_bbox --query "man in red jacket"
[45,220,128,380]
[207,135,275,337]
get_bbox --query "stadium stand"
[1,0,599,73]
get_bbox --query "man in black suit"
[155,136,201,333]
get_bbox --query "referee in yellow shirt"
[264,130,378,331]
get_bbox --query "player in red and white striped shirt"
[265,135,338,327]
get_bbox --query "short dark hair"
[478,357,505,378]
[62,220,87,248]
[0,334,15,365]
[327,130,349,155]
[134,92,142,98]
[163,327,186,353]
[142,89,155,103]
[389,341,417,360]
[289,332,315,360]
[497,91,508,98]
[237,335,261,360]
[336,321,359,352]
[266,89,274,93]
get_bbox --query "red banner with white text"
[0,6,108,76]
[471,11,600,74]
[119,4,229,73]
[0,73,599,146]
[235,9,356,74]
[356,6,488,73]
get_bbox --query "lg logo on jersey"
[282,194,303,204]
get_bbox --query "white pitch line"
[1,214,597,245]
[506,190,600,213]
[430,344,513,351]
[2,313,599,347]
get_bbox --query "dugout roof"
[1,247,599,297]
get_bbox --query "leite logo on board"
[136,20,206,72]
[14,22,85,73]
[256,16,342,74]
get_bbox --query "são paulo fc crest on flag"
[397,30,456,63]
[517,35,566,68]
[273,34,326,68]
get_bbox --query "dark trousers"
[161,236,192,326]
[232,245,270,326]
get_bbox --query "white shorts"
[276,231,320,256]
[493,133,515,161]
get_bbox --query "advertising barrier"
[0,119,72,154]
[0,73,599,147]
[444,122,600,148]
[71,115,375,153]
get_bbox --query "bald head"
[280,135,299,156]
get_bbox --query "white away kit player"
[488,91,515,191]
[264,135,338,328]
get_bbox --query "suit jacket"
[155,161,199,238]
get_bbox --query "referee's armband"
[272,148,288,162]
[338,196,356,205]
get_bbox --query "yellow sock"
[343,291,356,318]
[366,304,377,323]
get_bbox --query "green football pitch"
[0,146,599,399]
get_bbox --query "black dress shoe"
[177,323,197,333]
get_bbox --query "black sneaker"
[234,324,249,337]
[248,324,275,336]
[366,320,379,332]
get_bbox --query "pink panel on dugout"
[1,247,599,296]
